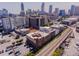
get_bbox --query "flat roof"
[15,28,29,32]
[64,17,78,21]
[40,26,55,33]
[50,24,64,28]
[27,30,49,40]
[29,28,38,33]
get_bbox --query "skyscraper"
[74,6,79,15]
[70,5,79,16]
[54,8,59,16]
[68,9,71,16]
[41,2,45,12]
[21,2,24,11]
[70,5,75,16]
[20,2,25,16]
[49,5,52,14]
[59,9,66,16]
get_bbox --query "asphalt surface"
[63,26,79,56]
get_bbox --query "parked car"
[76,43,79,46]
[5,49,11,52]
[15,43,23,46]
[8,51,13,55]
[15,51,21,56]
[5,45,15,52]
[0,50,4,54]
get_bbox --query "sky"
[1,2,79,14]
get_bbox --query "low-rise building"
[15,28,29,36]
[26,27,55,48]
[50,24,65,35]
[62,17,78,25]
[26,31,53,48]
[76,22,79,32]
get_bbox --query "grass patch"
[52,47,64,56]
[24,51,35,56]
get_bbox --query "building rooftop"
[27,31,49,40]
[29,28,38,33]
[76,22,79,27]
[15,28,29,32]
[40,26,54,33]
[64,17,78,22]
[50,24,64,28]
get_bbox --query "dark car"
[76,43,79,46]
[8,51,13,55]
[15,51,21,56]
[5,48,12,52]
[15,43,23,46]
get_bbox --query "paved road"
[63,26,79,56]
[36,28,72,56]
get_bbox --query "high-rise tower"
[41,2,45,12]
[21,2,24,11]
[70,5,75,16]
[20,2,25,16]
[49,5,52,14]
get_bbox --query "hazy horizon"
[0,2,79,14]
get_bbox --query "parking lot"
[0,33,30,56]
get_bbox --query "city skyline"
[1,2,79,14]
[0,2,79,56]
